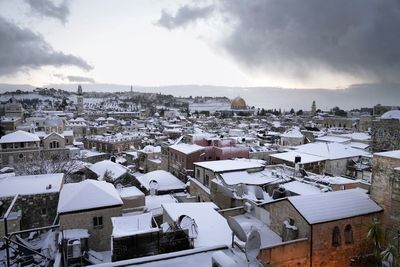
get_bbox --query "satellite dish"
[178,215,198,239]
[245,230,261,263]
[149,180,158,196]
[227,217,247,242]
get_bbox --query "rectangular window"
[93,216,103,228]
[41,208,47,216]
[196,169,200,178]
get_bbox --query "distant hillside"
[1,82,399,110]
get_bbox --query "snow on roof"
[374,150,400,159]
[169,143,204,155]
[337,132,371,141]
[281,127,303,138]
[137,170,186,192]
[118,186,144,199]
[89,160,128,181]
[281,181,323,195]
[139,145,161,153]
[288,189,382,224]
[315,136,350,143]
[0,173,64,197]
[112,213,158,238]
[194,160,263,173]
[146,195,178,216]
[60,229,89,241]
[270,151,326,164]
[57,180,123,213]
[381,110,400,120]
[0,130,40,143]
[349,142,370,150]
[219,171,279,186]
[162,202,232,248]
[294,142,371,160]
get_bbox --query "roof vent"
[46,184,52,190]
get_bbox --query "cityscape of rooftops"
[1,1,400,266]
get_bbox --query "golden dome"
[231,96,246,109]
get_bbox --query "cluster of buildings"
[0,86,400,266]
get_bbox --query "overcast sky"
[0,0,399,89]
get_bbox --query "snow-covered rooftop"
[57,180,123,213]
[288,189,382,224]
[374,150,400,159]
[137,170,186,192]
[293,142,371,160]
[118,186,144,199]
[0,130,40,143]
[112,213,158,238]
[270,151,326,164]
[194,159,263,173]
[281,181,323,196]
[162,202,232,248]
[89,160,128,181]
[381,110,400,120]
[0,173,64,197]
[281,127,303,138]
[169,143,204,155]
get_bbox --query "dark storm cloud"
[67,75,95,83]
[156,4,214,29]
[0,16,92,76]
[157,0,400,82]
[25,0,70,24]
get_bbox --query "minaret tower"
[311,100,316,115]
[77,84,83,114]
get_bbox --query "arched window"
[50,141,59,149]
[332,226,341,246]
[344,224,353,244]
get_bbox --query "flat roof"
[194,160,263,173]
[0,173,63,198]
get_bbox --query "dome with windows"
[381,110,400,120]
[231,96,247,110]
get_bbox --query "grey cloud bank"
[157,0,400,83]
[0,15,92,76]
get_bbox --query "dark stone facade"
[371,118,400,152]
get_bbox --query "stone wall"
[59,206,122,251]
[262,199,310,239]
[0,192,59,230]
[370,154,400,242]
[371,119,400,152]
[258,238,310,267]
[311,213,381,267]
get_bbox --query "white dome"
[45,116,63,127]
[381,110,400,120]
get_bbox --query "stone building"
[0,173,64,232]
[168,143,205,181]
[370,150,400,244]
[77,84,84,114]
[57,180,123,251]
[191,159,264,202]
[222,189,382,266]
[137,145,162,173]
[371,110,400,152]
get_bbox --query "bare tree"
[14,155,87,182]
